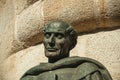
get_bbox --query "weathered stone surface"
[0,29,120,80]
[43,0,120,29]
[14,0,39,15]
[15,0,44,45]
[0,0,42,63]
[0,20,25,63]
[0,0,7,8]
[0,0,17,63]
[0,0,40,36]
[0,44,47,80]
[0,0,15,36]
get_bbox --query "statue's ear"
[69,30,78,50]
[66,25,78,50]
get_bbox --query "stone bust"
[20,21,112,80]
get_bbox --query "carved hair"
[43,21,78,50]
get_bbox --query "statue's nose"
[49,40,55,47]
[49,35,55,47]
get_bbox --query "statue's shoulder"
[20,62,53,80]
[72,61,99,79]
[67,56,106,68]
[69,56,112,80]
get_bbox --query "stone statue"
[20,21,112,80]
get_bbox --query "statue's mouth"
[47,48,58,52]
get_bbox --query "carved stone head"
[43,21,78,62]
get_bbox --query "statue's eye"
[55,33,64,39]
[45,33,51,38]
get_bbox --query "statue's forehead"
[45,23,66,32]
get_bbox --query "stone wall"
[0,0,120,80]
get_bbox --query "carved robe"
[20,56,112,80]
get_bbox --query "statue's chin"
[45,50,61,58]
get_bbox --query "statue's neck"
[48,58,59,63]
[48,54,69,63]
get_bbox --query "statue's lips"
[47,48,59,52]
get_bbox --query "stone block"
[43,0,120,31]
